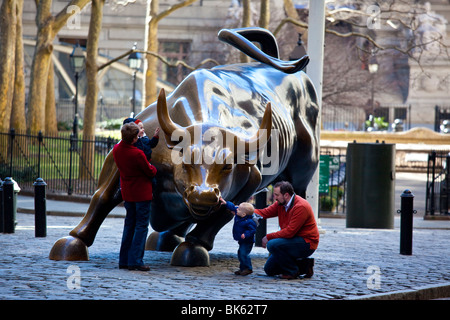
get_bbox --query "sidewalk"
[0,195,448,301]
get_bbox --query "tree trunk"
[45,58,58,133]
[240,0,251,63]
[27,0,90,134]
[10,0,26,133]
[80,0,104,179]
[144,0,159,108]
[259,0,270,29]
[27,0,53,134]
[0,0,17,134]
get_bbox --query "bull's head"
[157,88,272,220]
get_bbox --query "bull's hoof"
[145,231,183,252]
[170,242,210,267]
[49,236,89,261]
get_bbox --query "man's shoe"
[234,270,242,275]
[296,258,314,278]
[128,265,150,271]
[119,265,128,269]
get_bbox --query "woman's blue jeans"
[119,200,151,267]
[264,237,315,277]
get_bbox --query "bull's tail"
[218,27,309,74]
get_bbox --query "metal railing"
[426,151,450,216]
[0,129,118,196]
[319,147,347,215]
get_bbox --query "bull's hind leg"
[49,153,121,261]
[170,206,234,267]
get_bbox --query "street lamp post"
[289,33,307,62]
[128,42,142,117]
[368,52,379,128]
[70,44,86,137]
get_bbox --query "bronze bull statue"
[49,28,319,266]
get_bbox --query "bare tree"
[26,0,90,134]
[79,0,104,179]
[143,0,198,108]
[10,0,26,133]
[0,0,17,134]
[275,1,449,68]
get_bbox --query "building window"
[159,40,191,85]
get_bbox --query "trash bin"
[346,141,395,229]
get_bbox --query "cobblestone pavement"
[1,205,449,301]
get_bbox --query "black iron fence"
[319,147,347,215]
[322,104,411,132]
[0,129,119,196]
[426,150,450,216]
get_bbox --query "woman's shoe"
[128,265,150,271]
[240,269,253,276]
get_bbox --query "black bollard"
[254,191,267,247]
[399,189,415,255]
[34,178,47,237]
[3,177,15,233]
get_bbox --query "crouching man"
[255,181,319,279]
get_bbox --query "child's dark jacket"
[225,201,257,244]
[135,135,159,161]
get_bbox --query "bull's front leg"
[49,152,122,261]
[170,205,234,267]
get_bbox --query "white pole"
[306,0,325,227]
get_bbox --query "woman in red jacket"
[113,122,157,271]
[255,181,319,279]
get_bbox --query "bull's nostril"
[214,188,220,197]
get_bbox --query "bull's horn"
[157,88,184,146]
[249,101,272,148]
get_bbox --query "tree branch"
[154,0,198,23]
[97,49,220,72]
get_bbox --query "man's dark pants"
[264,236,315,276]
